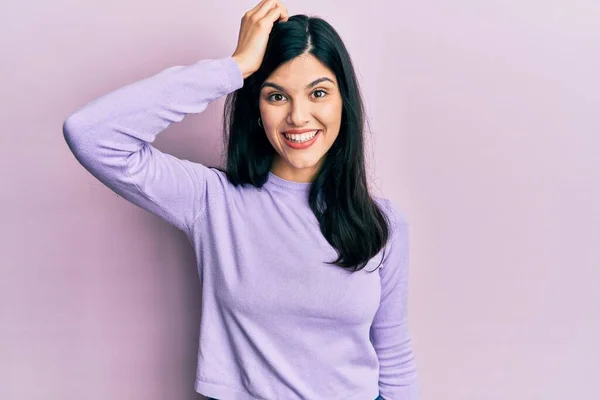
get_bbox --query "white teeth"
[284,130,318,143]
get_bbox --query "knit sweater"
[62,55,419,400]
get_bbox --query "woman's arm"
[62,56,243,231]
[370,200,420,399]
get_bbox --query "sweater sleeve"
[62,56,243,232]
[370,200,420,399]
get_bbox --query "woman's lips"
[281,130,321,149]
[283,128,320,134]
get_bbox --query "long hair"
[216,14,391,273]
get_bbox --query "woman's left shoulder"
[372,195,409,228]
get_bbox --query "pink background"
[1,0,599,399]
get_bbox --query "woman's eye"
[268,93,285,102]
[312,89,328,98]
[266,90,328,102]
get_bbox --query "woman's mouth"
[281,130,321,149]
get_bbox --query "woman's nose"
[287,102,311,126]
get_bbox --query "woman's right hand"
[232,0,289,79]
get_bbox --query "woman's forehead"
[267,54,335,79]
[266,54,337,88]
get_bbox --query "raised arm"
[62,56,243,231]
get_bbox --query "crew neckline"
[265,171,313,193]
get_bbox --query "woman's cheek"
[317,101,343,125]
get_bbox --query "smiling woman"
[62,0,419,398]
[221,14,396,273]
[211,11,419,395]
[257,54,343,179]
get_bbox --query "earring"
[258,117,262,127]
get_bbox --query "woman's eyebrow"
[261,77,336,92]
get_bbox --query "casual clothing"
[207,396,385,400]
[63,55,419,399]
[206,394,385,400]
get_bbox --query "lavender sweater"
[62,55,419,400]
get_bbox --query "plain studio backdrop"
[1,0,598,399]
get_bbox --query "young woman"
[63,0,419,398]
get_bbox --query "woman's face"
[258,53,343,183]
